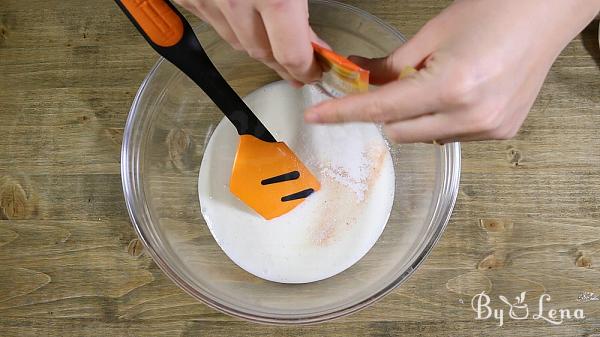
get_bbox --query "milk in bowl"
[198,81,395,283]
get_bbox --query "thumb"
[348,38,430,85]
[309,27,331,50]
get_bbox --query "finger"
[258,52,303,85]
[386,109,516,144]
[436,122,519,143]
[383,113,461,144]
[435,124,503,143]
[220,2,269,54]
[258,1,321,83]
[309,27,331,50]
[433,101,524,143]
[347,36,432,85]
[436,134,478,144]
[189,2,242,50]
[175,1,206,20]
[217,2,298,85]
[260,55,304,87]
[304,77,440,124]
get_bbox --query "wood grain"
[1,0,599,335]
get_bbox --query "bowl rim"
[121,0,461,325]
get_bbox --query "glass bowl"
[121,0,460,324]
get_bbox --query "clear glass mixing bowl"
[121,0,460,324]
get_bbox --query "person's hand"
[173,0,321,86]
[305,0,600,143]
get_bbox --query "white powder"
[198,81,395,283]
[298,86,385,202]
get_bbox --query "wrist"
[531,1,600,61]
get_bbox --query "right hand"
[174,0,322,86]
[304,0,600,143]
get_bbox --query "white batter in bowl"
[198,81,395,283]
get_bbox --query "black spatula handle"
[115,0,276,142]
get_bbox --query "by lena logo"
[471,291,585,327]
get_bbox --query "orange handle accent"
[121,0,184,47]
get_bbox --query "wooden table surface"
[1,0,599,336]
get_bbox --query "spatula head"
[230,135,320,220]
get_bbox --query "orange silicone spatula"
[115,0,320,219]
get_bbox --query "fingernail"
[304,110,320,123]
